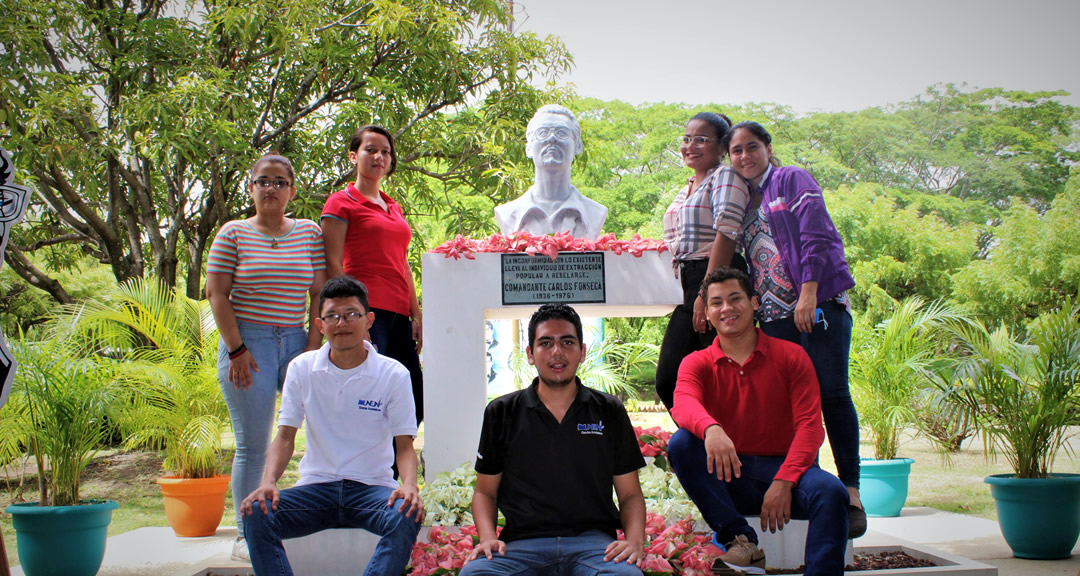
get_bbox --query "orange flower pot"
[156,475,231,537]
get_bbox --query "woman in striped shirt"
[655,113,750,411]
[206,152,327,560]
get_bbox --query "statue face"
[526,113,579,168]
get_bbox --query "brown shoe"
[712,534,765,574]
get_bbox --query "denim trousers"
[459,529,643,576]
[244,479,421,576]
[760,300,861,489]
[369,307,424,426]
[667,430,848,576]
[218,320,308,537]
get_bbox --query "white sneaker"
[231,537,250,562]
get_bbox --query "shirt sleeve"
[307,221,326,271]
[320,192,349,224]
[474,400,506,475]
[609,399,647,476]
[671,352,722,439]
[787,169,839,286]
[206,222,238,275]
[776,347,826,483]
[385,364,418,437]
[277,356,307,430]
[709,167,751,241]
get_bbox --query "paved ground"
[6,507,1079,575]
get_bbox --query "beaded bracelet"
[228,342,248,360]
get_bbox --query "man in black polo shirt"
[460,303,646,575]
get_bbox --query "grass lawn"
[3,412,1078,568]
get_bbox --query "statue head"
[525,104,584,169]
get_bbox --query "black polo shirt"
[474,378,646,543]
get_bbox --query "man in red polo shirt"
[668,268,848,576]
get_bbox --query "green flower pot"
[986,473,1080,559]
[5,499,119,576]
[860,457,914,517]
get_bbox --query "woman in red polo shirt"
[321,125,423,425]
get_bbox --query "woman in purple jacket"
[724,121,866,538]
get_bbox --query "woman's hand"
[794,281,819,333]
[229,350,260,390]
[411,315,423,353]
[693,295,709,333]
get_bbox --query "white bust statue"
[494,104,607,239]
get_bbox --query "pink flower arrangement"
[430,231,667,261]
[407,514,720,576]
[635,425,673,471]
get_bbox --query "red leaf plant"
[430,232,668,261]
[407,514,720,575]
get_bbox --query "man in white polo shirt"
[240,275,423,576]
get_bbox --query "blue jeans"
[667,430,848,576]
[244,480,421,576]
[459,530,642,576]
[218,320,308,537]
[369,308,424,426]
[760,300,861,489]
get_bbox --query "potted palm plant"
[849,297,965,516]
[0,320,120,576]
[80,280,231,538]
[939,298,1080,559]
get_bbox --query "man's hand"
[388,483,424,522]
[604,538,643,566]
[240,481,279,517]
[704,425,741,482]
[760,480,794,533]
[464,539,506,563]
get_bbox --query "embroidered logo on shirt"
[577,420,605,435]
[357,399,382,412]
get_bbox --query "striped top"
[207,219,326,327]
[663,165,751,263]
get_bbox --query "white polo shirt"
[278,340,417,489]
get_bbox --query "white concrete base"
[746,518,855,569]
[422,250,682,478]
[283,528,389,575]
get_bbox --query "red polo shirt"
[672,329,824,483]
[321,184,413,316]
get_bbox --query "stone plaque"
[501,252,606,305]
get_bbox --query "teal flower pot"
[860,457,914,517]
[986,473,1080,559]
[5,499,118,576]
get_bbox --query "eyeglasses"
[678,136,713,147]
[320,311,365,325]
[530,127,573,142]
[252,179,292,190]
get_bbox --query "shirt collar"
[312,340,378,373]
[711,328,770,363]
[523,377,592,408]
[686,164,720,187]
[756,165,774,191]
[517,185,588,223]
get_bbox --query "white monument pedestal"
[421,250,681,477]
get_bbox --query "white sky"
[514,0,1080,113]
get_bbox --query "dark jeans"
[760,300,860,489]
[369,308,424,426]
[244,480,421,576]
[459,530,643,576]
[667,429,848,576]
[655,254,747,411]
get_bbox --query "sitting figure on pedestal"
[494,104,607,239]
[461,303,645,575]
[241,276,423,576]
[668,268,849,576]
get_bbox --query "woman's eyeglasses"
[252,179,292,190]
[678,136,713,147]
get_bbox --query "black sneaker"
[849,505,867,539]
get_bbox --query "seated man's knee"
[666,428,700,465]
[382,499,422,538]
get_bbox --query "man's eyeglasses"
[678,136,713,147]
[320,311,365,325]
[530,127,572,142]
[252,179,292,190]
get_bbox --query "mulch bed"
[764,550,938,574]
